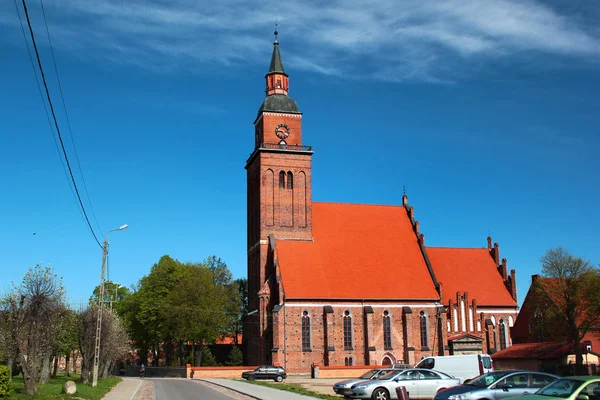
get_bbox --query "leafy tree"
[54,308,79,377]
[90,281,131,317]
[5,265,65,395]
[535,247,600,374]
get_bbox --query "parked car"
[391,364,415,370]
[349,368,460,400]
[415,354,494,384]
[511,376,600,400]
[434,370,559,400]
[241,365,287,382]
[334,368,396,398]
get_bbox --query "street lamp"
[92,224,128,387]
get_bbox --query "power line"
[38,0,104,238]
[12,0,85,222]
[20,0,102,249]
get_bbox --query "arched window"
[344,356,353,366]
[419,311,429,348]
[343,310,353,350]
[499,319,507,350]
[383,311,392,350]
[287,171,293,189]
[279,140,287,148]
[279,171,285,189]
[301,311,311,351]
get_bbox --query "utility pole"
[92,224,128,387]
[92,239,108,387]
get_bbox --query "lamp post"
[92,224,128,387]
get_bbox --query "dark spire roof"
[268,26,285,74]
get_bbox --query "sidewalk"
[102,377,143,400]
[200,378,322,399]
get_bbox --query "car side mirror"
[577,395,589,400]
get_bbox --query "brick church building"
[243,32,519,372]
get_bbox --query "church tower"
[245,30,313,365]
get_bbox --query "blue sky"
[0,0,598,307]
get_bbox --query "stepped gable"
[427,246,517,306]
[274,201,440,300]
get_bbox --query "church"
[243,32,519,372]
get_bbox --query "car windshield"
[378,370,402,380]
[536,379,584,398]
[360,370,381,379]
[467,371,513,387]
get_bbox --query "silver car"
[434,370,559,400]
[334,369,396,397]
[350,368,461,400]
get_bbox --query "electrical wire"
[20,0,102,249]
[38,0,105,238]
[12,0,85,223]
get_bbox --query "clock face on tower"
[275,123,290,139]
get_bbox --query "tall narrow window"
[420,311,428,348]
[383,311,392,349]
[499,319,507,350]
[302,311,311,351]
[344,357,353,366]
[343,310,353,350]
[279,171,285,189]
[287,171,293,189]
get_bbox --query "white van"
[414,354,493,383]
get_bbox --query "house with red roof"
[243,31,519,372]
[507,275,600,373]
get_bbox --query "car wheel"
[275,376,283,382]
[372,388,390,400]
[247,375,255,381]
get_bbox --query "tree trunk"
[72,351,78,374]
[19,353,39,395]
[7,357,14,383]
[39,352,52,384]
[52,355,59,378]
[178,341,184,367]
[80,358,89,384]
[65,353,71,377]
[195,338,203,366]
[574,335,585,375]
[166,339,172,367]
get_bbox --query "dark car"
[434,370,559,400]
[242,365,287,382]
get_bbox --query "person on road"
[140,363,145,379]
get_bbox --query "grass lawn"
[246,380,341,400]
[9,373,122,399]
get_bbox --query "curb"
[198,379,263,400]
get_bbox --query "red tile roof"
[427,247,516,306]
[275,202,440,300]
[492,342,571,359]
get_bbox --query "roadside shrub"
[201,348,218,366]
[0,365,10,397]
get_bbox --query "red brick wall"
[275,304,444,373]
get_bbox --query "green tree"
[535,247,600,374]
[5,265,65,395]
[225,345,243,366]
[200,346,218,366]
[89,281,131,317]
[234,278,248,343]
[54,308,79,377]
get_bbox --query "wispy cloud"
[3,0,599,81]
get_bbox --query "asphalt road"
[153,378,242,400]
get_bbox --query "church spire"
[265,25,289,96]
[268,25,285,74]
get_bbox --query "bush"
[0,365,10,397]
